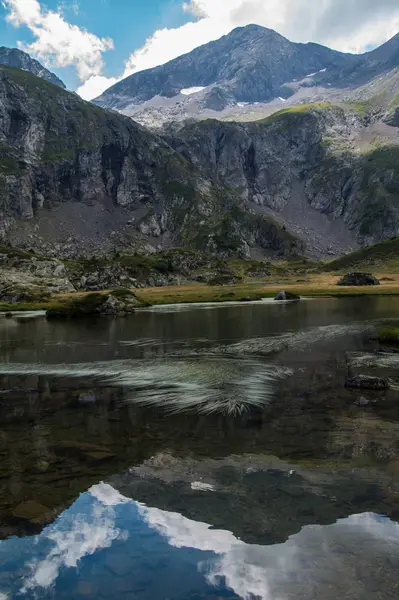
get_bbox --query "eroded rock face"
[338,273,380,286]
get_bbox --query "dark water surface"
[1,297,399,599]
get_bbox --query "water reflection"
[1,298,399,597]
[2,481,399,599]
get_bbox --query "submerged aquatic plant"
[0,358,291,416]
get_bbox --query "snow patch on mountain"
[181,86,206,95]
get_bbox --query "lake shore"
[1,272,399,313]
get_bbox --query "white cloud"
[15,478,399,599]
[21,484,128,593]
[3,0,113,81]
[140,505,399,600]
[76,74,120,100]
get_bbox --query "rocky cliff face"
[0,65,302,260]
[0,47,65,88]
[2,63,399,261]
[163,103,399,253]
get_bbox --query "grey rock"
[354,396,372,407]
[274,290,300,301]
[338,272,380,286]
[345,375,389,390]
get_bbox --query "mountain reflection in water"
[3,482,399,600]
[0,297,399,598]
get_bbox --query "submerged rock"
[354,396,372,407]
[338,272,380,286]
[274,290,300,301]
[345,375,389,390]
[12,500,51,524]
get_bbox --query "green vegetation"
[110,287,137,298]
[389,92,399,108]
[325,237,399,273]
[0,65,68,98]
[377,327,399,345]
[135,281,399,306]
[343,93,388,117]
[46,293,106,319]
[256,102,333,126]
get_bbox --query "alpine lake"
[0,296,399,599]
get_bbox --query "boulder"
[345,375,389,390]
[274,290,300,301]
[338,272,380,286]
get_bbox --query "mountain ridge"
[94,24,399,128]
[94,24,356,111]
[0,46,66,89]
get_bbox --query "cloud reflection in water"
[15,482,399,599]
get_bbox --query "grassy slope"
[325,237,399,272]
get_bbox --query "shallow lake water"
[1,297,399,599]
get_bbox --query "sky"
[1,0,399,100]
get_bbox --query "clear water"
[1,297,399,599]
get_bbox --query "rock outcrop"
[345,375,389,390]
[338,273,380,286]
[274,290,300,301]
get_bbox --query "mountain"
[2,59,399,261]
[307,32,399,90]
[94,25,399,128]
[94,24,356,113]
[0,65,302,260]
[0,47,66,89]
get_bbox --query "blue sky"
[1,0,399,100]
[0,0,192,92]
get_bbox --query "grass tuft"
[378,327,399,345]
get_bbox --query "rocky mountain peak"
[94,23,355,114]
[0,47,66,89]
